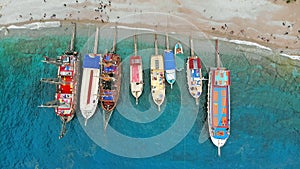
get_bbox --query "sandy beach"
[0,0,299,56]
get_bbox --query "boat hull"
[174,42,184,71]
[164,50,176,87]
[80,54,101,124]
[150,55,165,111]
[130,83,143,99]
[80,68,100,119]
[186,57,202,102]
[165,69,176,86]
[60,114,74,123]
[99,53,122,128]
[130,56,143,102]
[54,52,80,123]
[207,68,231,154]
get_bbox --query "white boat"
[208,39,231,156]
[164,33,176,89]
[150,34,165,111]
[130,35,143,104]
[186,37,202,104]
[80,27,101,126]
[174,41,185,71]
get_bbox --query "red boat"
[130,35,143,105]
[40,51,79,138]
[39,24,79,139]
[99,53,121,129]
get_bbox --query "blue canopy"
[164,51,176,70]
[102,95,114,101]
[83,54,100,69]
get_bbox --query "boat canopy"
[189,58,201,69]
[130,56,142,65]
[103,66,116,72]
[102,95,114,101]
[131,64,140,82]
[192,69,201,78]
[83,54,100,69]
[164,51,176,70]
[175,43,183,54]
[213,127,229,139]
[214,70,231,86]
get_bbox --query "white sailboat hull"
[130,62,143,101]
[151,55,165,111]
[80,68,100,123]
[186,58,202,100]
[165,69,176,86]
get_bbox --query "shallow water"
[0,23,299,169]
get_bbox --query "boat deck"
[151,69,164,89]
[130,56,142,83]
[131,64,140,82]
[100,53,121,112]
[55,55,77,117]
[80,54,101,114]
[164,51,176,70]
[211,69,230,139]
[190,69,201,86]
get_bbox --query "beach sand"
[0,0,299,55]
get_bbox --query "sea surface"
[0,23,299,169]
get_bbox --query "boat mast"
[59,119,67,139]
[94,27,99,54]
[190,36,194,57]
[133,34,139,105]
[166,32,169,51]
[111,25,117,53]
[215,39,220,68]
[69,23,76,52]
[38,100,60,108]
[40,78,69,85]
[134,34,137,56]
[104,110,113,131]
[155,34,158,55]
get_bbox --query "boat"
[39,24,79,139]
[174,41,185,71]
[163,33,176,89]
[99,26,122,130]
[151,34,165,111]
[80,27,101,126]
[130,34,143,104]
[208,39,231,156]
[186,36,202,104]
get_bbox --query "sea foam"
[7,21,61,30]
[112,25,155,32]
[228,39,272,51]
[280,53,300,61]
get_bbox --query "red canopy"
[189,58,201,69]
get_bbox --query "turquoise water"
[0,24,300,169]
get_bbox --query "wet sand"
[0,0,299,55]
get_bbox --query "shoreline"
[1,19,300,59]
[0,0,299,56]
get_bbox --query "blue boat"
[164,33,176,89]
[164,50,176,89]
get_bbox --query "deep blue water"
[0,24,300,169]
